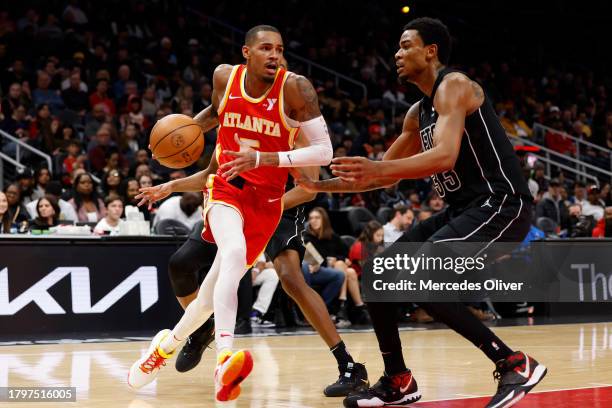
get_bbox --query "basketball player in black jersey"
[297,17,546,408]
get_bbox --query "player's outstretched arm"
[320,75,473,187]
[283,166,319,209]
[293,102,422,193]
[135,154,219,208]
[281,135,321,208]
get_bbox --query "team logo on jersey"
[222,112,281,137]
[265,98,278,111]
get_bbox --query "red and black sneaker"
[343,370,421,407]
[485,351,547,408]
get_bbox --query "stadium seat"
[536,217,558,237]
[155,219,190,236]
[340,234,357,248]
[376,206,393,223]
[347,207,375,235]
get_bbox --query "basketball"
[149,114,204,168]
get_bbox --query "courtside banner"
[0,237,190,336]
[362,240,612,302]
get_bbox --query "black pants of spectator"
[168,237,252,320]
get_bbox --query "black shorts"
[399,194,532,244]
[265,206,306,262]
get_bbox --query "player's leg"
[127,251,220,389]
[275,249,369,396]
[167,238,216,372]
[344,213,445,407]
[422,197,545,407]
[205,204,254,401]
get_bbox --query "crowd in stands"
[1,2,611,329]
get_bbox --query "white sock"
[207,204,249,355]
[160,250,221,354]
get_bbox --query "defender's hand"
[330,156,379,182]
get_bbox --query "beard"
[262,74,275,84]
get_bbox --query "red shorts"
[201,174,284,267]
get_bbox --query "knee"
[279,268,306,298]
[221,243,247,264]
[168,251,198,296]
[346,267,358,281]
[168,250,189,279]
[327,267,345,284]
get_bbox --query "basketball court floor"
[2,321,611,407]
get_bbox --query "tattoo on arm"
[318,177,393,193]
[296,76,321,121]
[193,105,219,133]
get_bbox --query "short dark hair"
[403,17,451,64]
[245,25,280,45]
[391,205,409,220]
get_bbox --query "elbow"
[321,142,333,165]
[307,192,318,201]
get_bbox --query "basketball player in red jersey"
[127,25,335,402]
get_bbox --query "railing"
[511,137,611,185]
[0,151,26,191]
[0,129,53,190]
[532,123,612,177]
[188,10,368,100]
[0,129,53,173]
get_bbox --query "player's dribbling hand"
[219,134,258,181]
[148,144,157,161]
[135,183,172,210]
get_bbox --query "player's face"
[243,31,284,83]
[395,30,436,82]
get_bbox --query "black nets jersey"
[418,68,530,208]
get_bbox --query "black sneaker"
[485,351,547,408]
[234,317,252,335]
[324,362,369,397]
[343,371,420,407]
[336,303,351,328]
[353,305,371,325]
[175,318,215,372]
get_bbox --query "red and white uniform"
[202,64,299,266]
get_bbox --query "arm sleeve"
[277,116,333,167]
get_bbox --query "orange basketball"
[149,114,204,169]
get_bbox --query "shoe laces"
[336,363,355,383]
[140,349,166,374]
[492,353,525,382]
